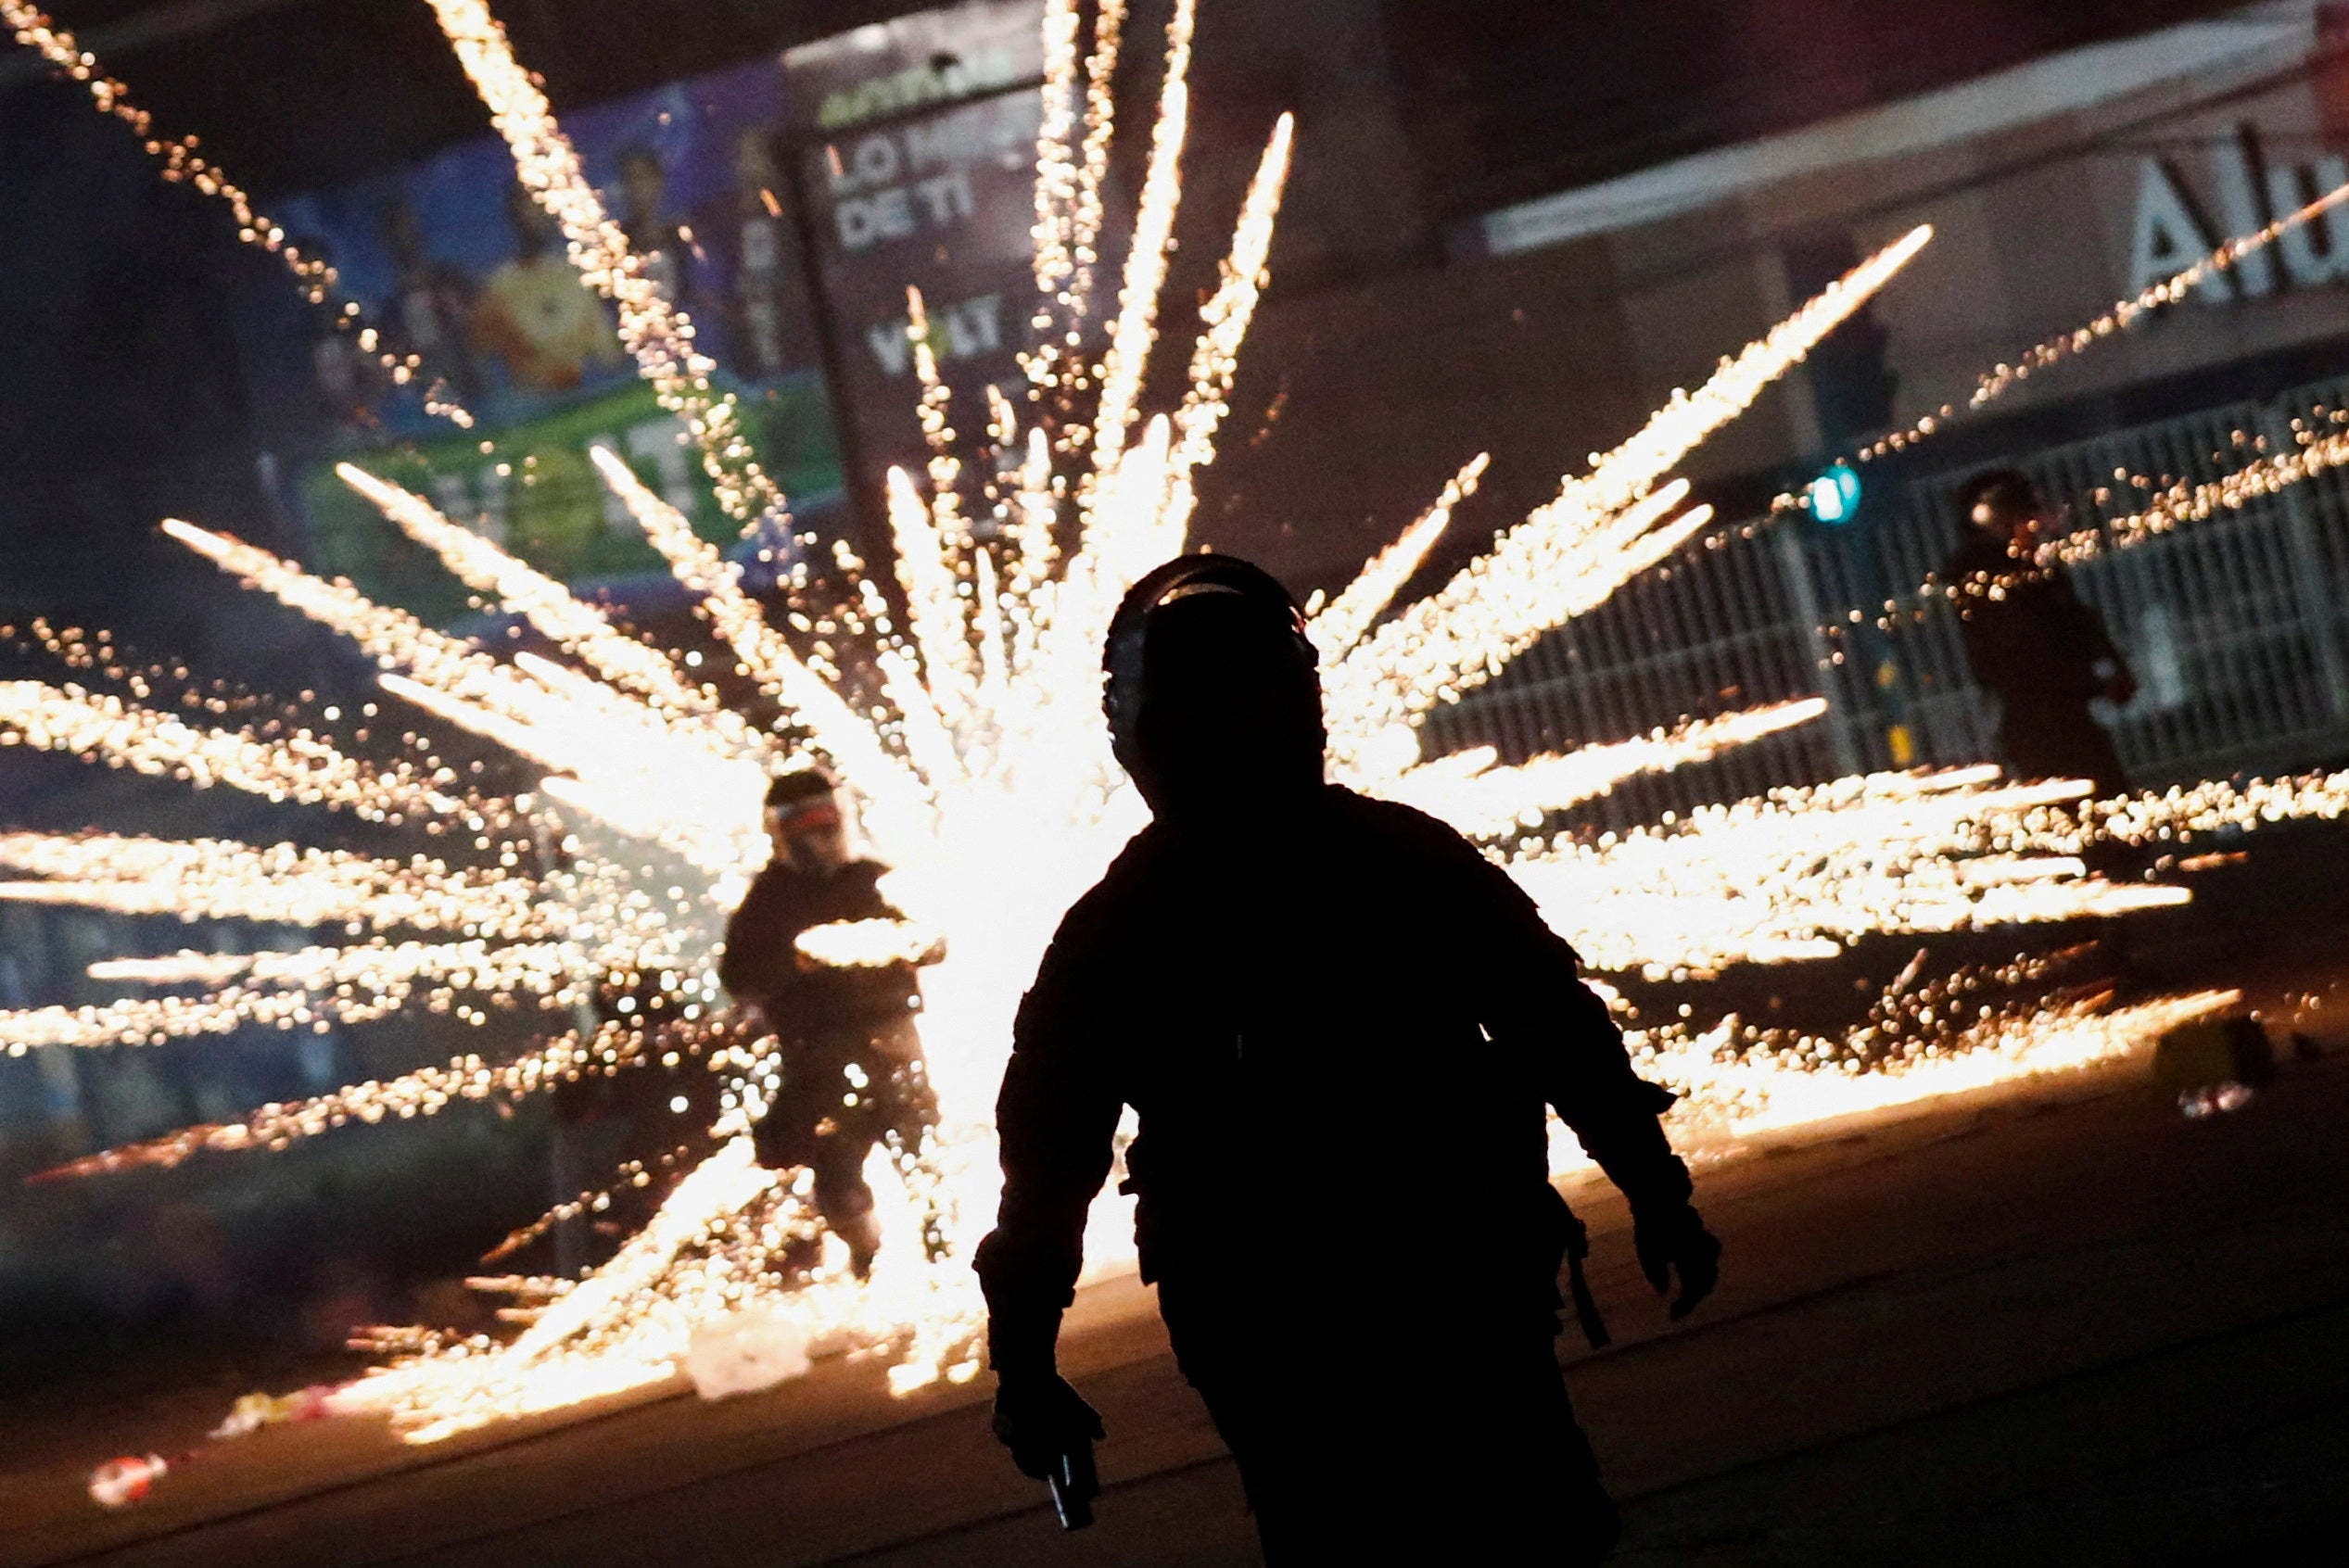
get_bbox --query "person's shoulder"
[731,857,793,908]
[1059,825,1167,930]
[1018,827,1163,1018]
[1329,786,1485,863]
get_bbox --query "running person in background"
[721,770,943,1278]
[1945,468,2138,794]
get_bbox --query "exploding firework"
[3,0,2333,1448]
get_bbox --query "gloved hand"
[991,1373,1104,1481]
[1633,1202,1720,1321]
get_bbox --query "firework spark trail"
[82,937,590,996]
[423,0,785,538]
[371,667,766,883]
[171,507,760,837]
[885,466,979,727]
[875,646,965,797]
[36,1018,682,1182]
[1307,452,1489,659]
[0,2,474,425]
[1170,112,1293,485]
[1515,768,2188,975]
[0,936,601,1056]
[1376,698,1828,837]
[165,520,472,674]
[1028,0,1085,324]
[4,981,394,1056]
[1085,0,1195,473]
[1709,946,2092,1076]
[1817,171,2349,485]
[339,1137,787,1445]
[971,546,1013,717]
[1330,480,1721,778]
[375,674,590,783]
[0,680,459,823]
[1064,1,1130,357]
[1028,0,1128,410]
[1640,991,2239,1144]
[160,519,590,747]
[0,830,542,935]
[481,1148,692,1265]
[2043,422,2349,566]
[1327,225,1933,764]
[1005,429,1061,613]
[905,290,974,559]
[1023,0,1132,411]
[587,448,933,844]
[2091,765,2349,840]
[1900,420,2349,620]
[335,466,725,727]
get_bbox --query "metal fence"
[1425,373,2349,816]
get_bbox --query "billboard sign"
[781,1,1051,486]
[255,58,842,611]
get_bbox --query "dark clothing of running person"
[720,857,935,1235]
[978,558,1713,1564]
[1944,525,2130,793]
[978,785,1695,1562]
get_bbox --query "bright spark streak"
[422,0,784,537]
[588,448,931,845]
[1028,0,1085,318]
[1085,0,1194,472]
[904,289,973,558]
[1787,172,2349,497]
[36,1017,662,1173]
[338,1136,786,1445]
[1645,991,2240,1144]
[794,917,944,968]
[84,938,589,994]
[1513,768,2188,977]
[334,466,720,724]
[1308,452,1488,659]
[885,465,978,726]
[0,679,458,823]
[1171,112,1293,485]
[1327,225,1933,765]
[0,1,471,423]
[1375,697,1828,837]
[0,830,541,935]
[2053,421,2349,564]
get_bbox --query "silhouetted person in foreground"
[1944,469,2137,794]
[976,556,1720,1563]
[722,769,940,1278]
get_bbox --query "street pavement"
[10,1035,2345,1568]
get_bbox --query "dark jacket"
[975,785,1690,1376]
[718,858,921,1037]
[1944,528,2121,708]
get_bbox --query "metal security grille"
[1421,373,2349,816]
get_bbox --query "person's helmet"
[1957,468,2041,529]
[764,765,840,827]
[1103,555,1324,816]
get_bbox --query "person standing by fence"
[1944,469,2138,794]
